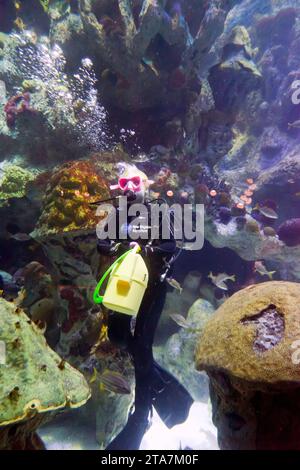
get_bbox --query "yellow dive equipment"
[93,244,149,316]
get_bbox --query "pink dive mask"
[110,176,142,193]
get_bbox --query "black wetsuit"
[97,200,193,450]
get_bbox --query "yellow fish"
[14,0,21,11]
[254,261,276,280]
[99,324,109,343]
[39,0,49,13]
[166,277,183,294]
[0,290,3,297]
[14,17,26,30]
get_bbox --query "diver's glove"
[97,240,121,256]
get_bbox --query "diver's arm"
[144,207,177,256]
[143,239,177,256]
[96,207,122,256]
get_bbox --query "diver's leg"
[106,281,193,450]
[107,311,131,349]
[106,281,167,450]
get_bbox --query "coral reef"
[30,160,111,356]
[196,282,300,450]
[4,92,34,127]
[0,297,90,450]
[19,261,62,348]
[79,0,239,111]
[0,163,35,205]
[33,160,110,237]
[0,0,300,451]
[0,29,109,163]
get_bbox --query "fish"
[166,277,183,294]
[14,1,21,11]
[99,370,131,395]
[208,272,236,291]
[256,206,278,220]
[288,120,300,129]
[237,61,258,74]
[132,153,151,163]
[254,261,276,280]
[141,57,159,77]
[169,313,202,333]
[8,232,32,242]
[169,313,192,329]
[39,0,50,14]
[14,17,26,30]
[0,290,3,297]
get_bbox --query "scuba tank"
[93,244,149,316]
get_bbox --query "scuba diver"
[93,163,193,450]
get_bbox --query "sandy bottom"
[39,401,218,450]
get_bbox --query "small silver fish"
[288,120,300,129]
[132,153,150,163]
[141,57,159,77]
[9,232,32,242]
[99,370,131,395]
[166,278,183,294]
[169,313,201,333]
[257,206,278,220]
[254,261,276,280]
[169,313,191,329]
[208,272,236,291]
